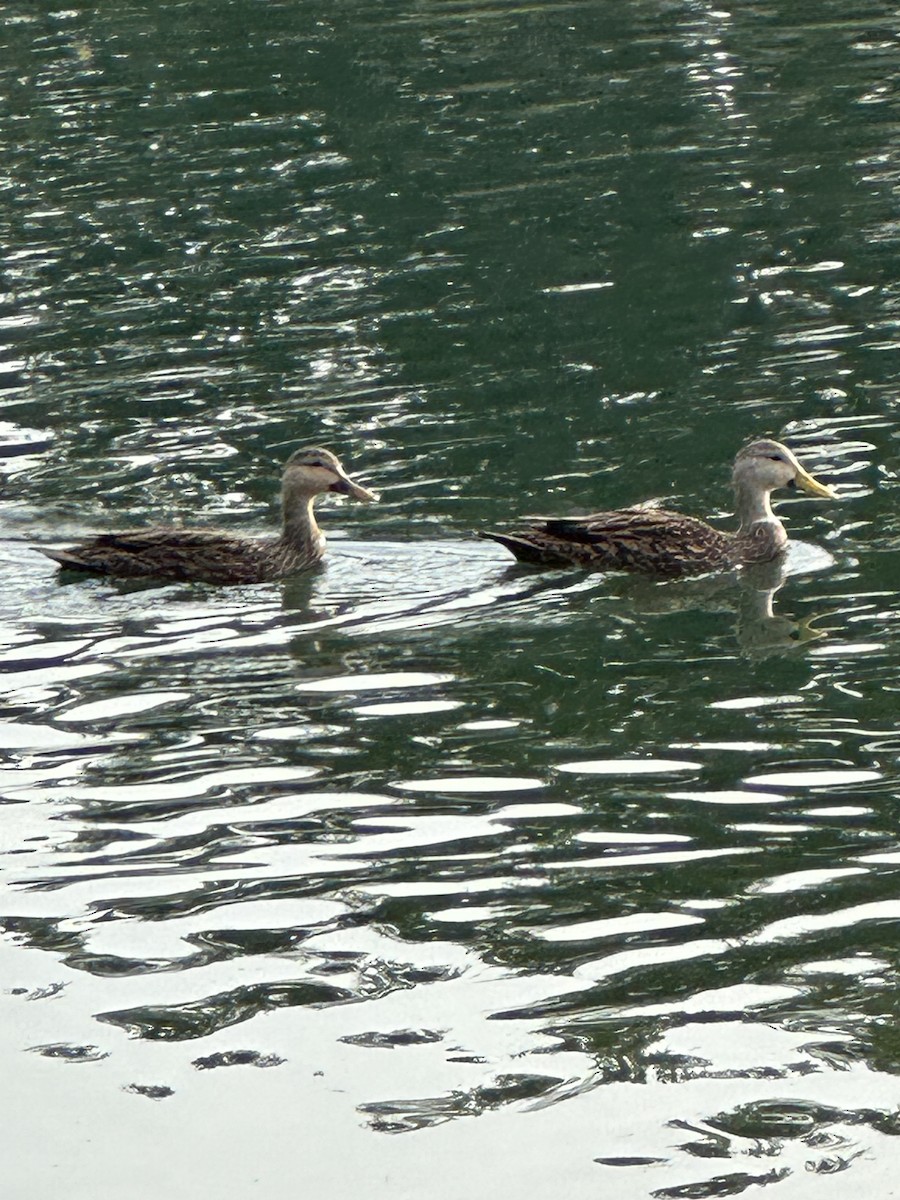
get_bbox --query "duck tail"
[476,529,559,566]
[33,546,98,572]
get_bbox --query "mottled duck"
[36,446,376,584]
[478,439,836,576]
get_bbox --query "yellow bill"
[793,464,837,500]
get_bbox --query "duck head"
[283,447,377,502]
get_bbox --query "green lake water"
[1,2,898,1196]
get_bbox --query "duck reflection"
[604,555,828,656]
[735,559,827,655]
[280,538,831,657]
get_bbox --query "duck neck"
[732,479,787,560]
[734,478,778,535]
[281,482,323,555]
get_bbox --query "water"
[1,1,899,1196]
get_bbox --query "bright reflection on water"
[2,0,900,1197]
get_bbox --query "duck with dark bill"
[35,447,376,585]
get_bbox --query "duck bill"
[330,473,377,502]
[794,466,836,500]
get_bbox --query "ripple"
[750,867,869,896]
[809,642,887,657]
[111,791,402,839]
[428,905,502,924]
[66,764,320,803]
[711,695,805,711]
[391,775,546,794]
[805,806,873,818]
[574,938,731,983]
[752,901,900,945]
[82,898,347,961]
[546,846,760,871]
[744,769,882,790]
[556,757,700,776]
[575,831,692,845]
[28,1043,108,1063]
[295,671,455,693]
[799,958,887,977]
[669,789,792,806]
[542,281,614,295]
[535,911,704,943]
[350,699,464,717]
[457,719,522,731]
[61,692,190,723]
[615,981,802,1018]
[0,420,53,468]
[355,875,547,900]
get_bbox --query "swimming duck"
[478,439,835,576]
[36,446,376,584]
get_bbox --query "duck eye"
[766,454,784,463]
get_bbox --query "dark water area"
[1,1,898,1196]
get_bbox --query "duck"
[35,446,376,584]
[478,438,836,576]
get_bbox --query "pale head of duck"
[279,446,375,551]
[282,447,377,503]
[732,438,835,534]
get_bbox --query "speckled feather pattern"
[42,529,323,584]
[479,507,779,576]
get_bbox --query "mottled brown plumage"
[479,439,836,576]
[36,447,376,584]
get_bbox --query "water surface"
[1,2,899,1197]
